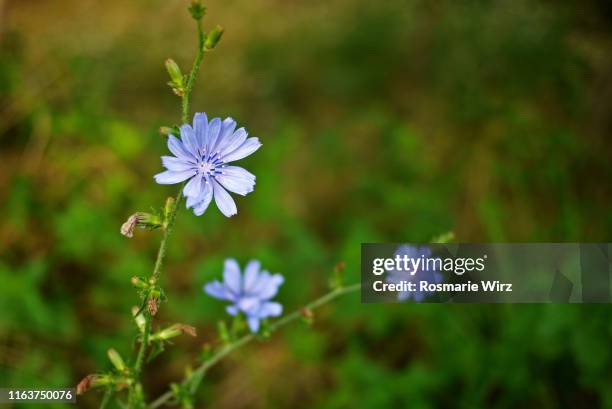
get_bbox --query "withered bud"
[120,212,162,238]
[300,307,314,325]
[76,374,112,395]
[120,214,138,238]
[147,297,159,316]
[150,323,197,342]
[178,324,197,337]
[334,260,346,274]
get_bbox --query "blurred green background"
[1,0,611,407]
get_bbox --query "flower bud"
[204,26,224,50]
[131,276,148,289]
[165,59,183,85]
[159,126,173,136]
[165,58,185,96]
[300,307,314,325]
[150,324,197,342]
[107,348,127,372]
[131,306,146,333]
[164,197,176,223]
[76,374,112,395]
[188,1,206,20]
[120,212,162,238]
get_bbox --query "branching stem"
[147,283,361,409]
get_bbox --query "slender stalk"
[182,19,204,124]
[133,314,151,375]
[151,188,183,283]
[99,387,112,409]
[147,283,361,409]
[126,17,206,408]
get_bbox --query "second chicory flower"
[204,259,284,333]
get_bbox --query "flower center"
[197,152,225,177]
[198,161,214,174]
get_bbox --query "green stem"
[182,19,205,124]
[99,387,112,409]
[133,314,152,376]
[151,187,183,283]
[147,283,361,409]
[126,17,206,408]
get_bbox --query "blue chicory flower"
[385,245,443,302]
[154,113,261,217]
[204,259,284,333]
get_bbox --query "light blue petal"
[243,260,260,293]
[247,316,260,333]
[237,296,261,314]
[218,127,248,157]
[186,193,200,209]
[216,166,256,196]
[249,271,269,294]
[212,179,237,217]
[161,156,193,172]
[167,135,195,162]
[397,291,411,302]
[259,302,282,318]
[394,245,420,259]
[180,124,199,156]
[183,173,203,197]
[222,258,242,295]
[252,272,284,300]
[204,281,233,301]
[192,180,213,216]
[433,271,444,284]
[418,246,432,257]
[206,118,222,154]
[222,137,262,163]
[193,113,208,149]
[154,170,196,185]
[214,117,237,153]
[226,305,239,316]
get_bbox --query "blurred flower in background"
[205,259,283,332]
[385,245,443,302]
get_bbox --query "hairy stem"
[126,17,206,408]
[182,19,204,124]
[147,283,361,409]
[133,314,151,376]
